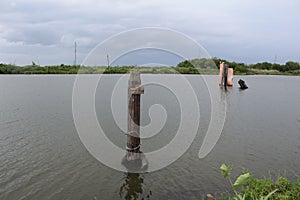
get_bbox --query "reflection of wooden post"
[127,71,144,153]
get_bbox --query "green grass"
[219,164,300,200]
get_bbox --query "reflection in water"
[198,81,229,159]
[119,173,152,200]
[121,151,148,173]
[221,86,231,99]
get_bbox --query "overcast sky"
[0,0,299,66]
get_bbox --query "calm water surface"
[0,75,299,199]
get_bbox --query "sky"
[0,0,299,66]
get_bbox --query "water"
[0,75,299,199]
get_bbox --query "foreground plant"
[219,164,300,200]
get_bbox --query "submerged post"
[219,61,224,86]
[219,62,233,88]
[227,67,233,86]
[222,64,228,89]
[127,70,144,151]
[122,70,148,171]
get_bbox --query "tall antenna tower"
[274,54,277,64]
[74,41,77,66]
[107,54,110,68]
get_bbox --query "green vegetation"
[0,58,299,75]
[219,164,300,200]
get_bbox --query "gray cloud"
[0,0,299,65]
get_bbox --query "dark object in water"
[238,79,248,89]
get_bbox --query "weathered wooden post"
[219,62,234,87]
[122,70,148,171]
[222,64,228,89]
[227,67,233,86]
[127,70,144,152]
[219,62,224,86]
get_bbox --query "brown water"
[0,75,299,199]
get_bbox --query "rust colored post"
[227,67,233,86]
[127,70,144,153]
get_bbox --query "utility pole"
[74,41,77,66]
[107,54,110,68]
[274,54,277,64]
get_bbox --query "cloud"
[3,25,60,46]
[0,0,299,65]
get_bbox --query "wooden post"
[127,70,144,152]
[122,70,148,171]
[227,67,233,86]
[219,62,234,87]
[222,64,228,89]
[219,62,224,86]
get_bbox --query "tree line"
[177,58,300,75]
[0,58,299,75]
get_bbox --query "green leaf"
[220,163,232,178]
[260,189,278,200]
[233,193,246,200]
[233,173,251,188]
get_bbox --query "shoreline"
[1,59,300,76]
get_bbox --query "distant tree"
[250,62,272,70]
[262,62,272,70]
[177,60,193,68]
[285,61,300,71]
[177,58,218,69]
[0,64,7,74]
[212,57,222,67]
[235,63,248,73]
[272,63,284,72]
